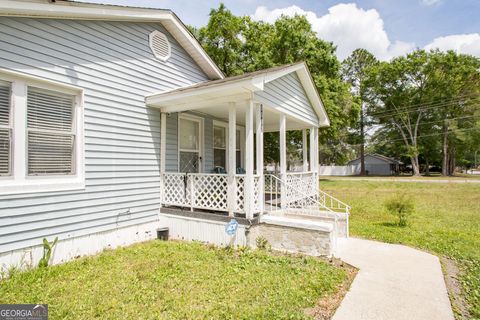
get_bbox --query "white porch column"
[279,114,287,209]
[160,112,167,206]
[227,102,236,217]
[302,129,308,172]
[310,126,319,180]
[256,104,264,215]
[244,100,254,219]
[309,126,315,172]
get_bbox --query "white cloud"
[424,33,480,57]
[252,3,415,61]
[420,0,441,6]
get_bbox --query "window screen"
[27,87,75,175]
[0,80,11,176]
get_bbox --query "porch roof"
[145,62,330,130]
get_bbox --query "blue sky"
[77,0,480,60]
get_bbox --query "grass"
[321,179,480,319]
[0,241,347,320]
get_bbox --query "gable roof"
[0,0,224,80]
[146,62,330,127]
[348,154,402,165]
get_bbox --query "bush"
[384,193,415,227]
[255,236,271,251]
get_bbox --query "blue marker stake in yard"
[225,219,238,236]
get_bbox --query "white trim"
[279,114,287,178]
[178,113,204,173]
[310,127,316,173]
[244,100,254,219]
[256,104,264,214]
[302,129,308,171]
[0,0,223,80]
[0,70,85,196]
[213,119,244,171]
[227,103,236,217]
[148,30,171,62]
[146,63,330,128]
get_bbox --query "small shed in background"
[347,154,402,176]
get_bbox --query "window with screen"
[27,87,75,175]
[0,80,11,176]
[214,125,226,170]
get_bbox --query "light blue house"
[0,0,350,268]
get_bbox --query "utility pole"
[360,102,366,176]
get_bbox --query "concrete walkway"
[333,238,454,320]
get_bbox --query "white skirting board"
[0,220,160,274]
[158,213,248,247]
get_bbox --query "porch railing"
[162,172,261,215]
[265,172,351,237]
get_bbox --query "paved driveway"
[333,238,454,320]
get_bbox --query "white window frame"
[213,123,227,170]
[178,113,204,173]
[213,120,244,172]
[0,69,85,195]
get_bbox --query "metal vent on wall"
[149,30,171,62]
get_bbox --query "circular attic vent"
[149,30,171,61]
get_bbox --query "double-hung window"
[27,87,75,175]
[0,80,11,176]
[0,70,84,195]
[213,125,226,170]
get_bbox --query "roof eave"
[0,0,224,80]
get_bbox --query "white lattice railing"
[264,173,351,238]
[190,173,228,211]
[162,172,261,215]
[234,175,261,213]
[286,172,350,215]
[162,172,189,206]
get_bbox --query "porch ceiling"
[192,103,310,132]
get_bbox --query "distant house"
[348,154,402,176]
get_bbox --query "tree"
[365,51,432,176]
[427,50,480,175]
[195,7,359,165]
[197,4,245,76]
[365,49,480,176]
[342,49,378,175]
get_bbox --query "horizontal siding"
[0,17,209,254]
[165,113,179,172]
[254,72,318,125]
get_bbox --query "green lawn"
[0,241,346,320]
[321,179,480,319]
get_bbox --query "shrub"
[384,193,415,227]
[255,236,271,251]
[38,237,58,268]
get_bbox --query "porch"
[146,63,350,254]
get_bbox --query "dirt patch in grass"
[305,258,358,320]
[441,256,471,320]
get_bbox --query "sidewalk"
[333,238,454,320]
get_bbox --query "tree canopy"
[193,4,480,175]
[194,4,359,165]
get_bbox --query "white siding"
[254,72,319,126]
[0,17,209,254]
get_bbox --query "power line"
[368,100,480,118]
[345,126,480,147]
[375,114,480,131]
[370,127,480,144]
[368,92,480,115]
